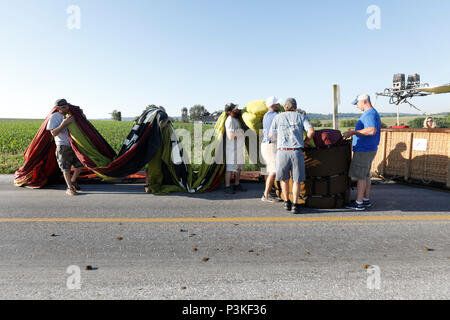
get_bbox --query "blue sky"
[0,0,449,119]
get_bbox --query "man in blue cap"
[343,94,381,211]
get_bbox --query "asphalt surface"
[0,175,449,300]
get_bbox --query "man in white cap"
[261,96,282,202]
[343,94,381,211]
[46,99,84,196]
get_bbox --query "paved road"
[0,175,449,299]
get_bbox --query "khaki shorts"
[349,151,377,181]
[55,145,83,171]
[261,142,277,174]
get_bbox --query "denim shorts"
[276,150,306,183]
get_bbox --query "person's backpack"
[313,129,344,147]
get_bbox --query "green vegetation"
[189,104,209,121]
[435,115,450,128]
[381,116,416,127]
[309,119,322,128]
[408,117,426,129]
[110,110,122,121]
[0,120,43,154]
[340,119,358,127]
[408,114,450,128]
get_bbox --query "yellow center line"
[0,215,449,223]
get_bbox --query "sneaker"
[291,203,302,214]
[345,201,366,211]
[66,188,78,196]
[261,194,276,203]
[233,184,247,192]
[363,199,372,208]
[284,201,292,211]
[225,186,235,194]
[270,192,283,202]
[71,181,81,191]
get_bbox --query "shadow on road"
[39,180,450,213]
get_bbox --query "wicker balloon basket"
[371,128,450,188]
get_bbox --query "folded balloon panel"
[14,107,61,188]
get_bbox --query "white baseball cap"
[352,94,370,105]
[265,96,282,108]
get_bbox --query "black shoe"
[71,181,81,191]
[363,199,372,208]
[345,201,366,211]
[284,201,292,211]
[291,203,302,214]
[225,186,235,194]
[233,184,247,192]
[270,191,282,202]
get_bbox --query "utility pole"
[332,84,340,130]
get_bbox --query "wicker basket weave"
[371,128,450,188]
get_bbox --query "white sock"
[356,201,363,205]
[363,198,370,202]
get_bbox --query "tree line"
[110,105,223,122]
[110,105,449,128]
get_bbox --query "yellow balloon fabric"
[241,100,268,131]
[242,99,316,149]
[242,112,262,131]
[245,100,268,116]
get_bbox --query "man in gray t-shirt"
[269,98,314,214]
[46,99,83,196]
